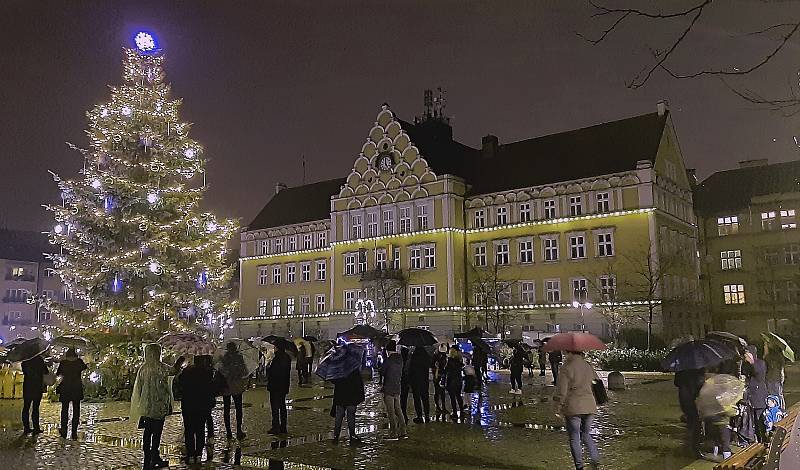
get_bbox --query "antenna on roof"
[424,89,433,118]
[434,87,447,119]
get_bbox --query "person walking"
[764,342,786,410]
[267,343,291,435]
[673,367,705,455]
[21,353,47,435]
[380,341,407,440]
[472,345,487,384]
[331,368,365,446]
[56,348,86,439]
[431,345,449,417]
[445,346,464,421]
[743,345,768,443]
[218,341,249,440]
[400,347,410,424]
[538,347,548,377]
[131,343,175,470]
[178,354,216,464]
[510,344,525,395]
[549,350,563,385]
[409,346,431,423]
[295,342,309,387]
[552,351,601,470]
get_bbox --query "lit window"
[717,216,739,236]
[301,263,311,282]
[424,245,436,268]
[519,203,531,222]
[473,244,487,267]
[496,206,508,225]
[300,296,310,314]
[375,249,387,270]
[417,205,429,230]
[762,212,777,231]
[272,266,281,284]
[351,214,363,239]
[569,234,586,259]
[410,286,423,307]
[286,264,296,283]
[569,196,583,216]
[316,260,327,280]
[399,207,411,233]
[474,209,486,228]
[410,247,422,270]
[424,285,436,306]
[368,212,379,237]
[596,192,610,213]
[272,298,281,316]
[600,276,616,300]
[723,284,745,304]
[258,266,269,285]
[258,298,268,316]
[495,241,510,265]
[344,253,357,275]
[288,236,297,251]
[518,239,534,263]
[545,279,561,303]
[544,199,556,219]
[781,209,796,229]
[785,244,800,265]
[303,234,313,250]
[287,297,295,315]
[316,294,326,312]
[345,290,358,310]
[11,267,25,277]
[393,247,401,270]
[721,250,742,270]
[520,281,535,303]
[597,232,614,257]
[543,236,559,262]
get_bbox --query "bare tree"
[469,262,517,339]
[584,261,641,344]
[361,266,409,333]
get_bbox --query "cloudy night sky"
[2,0,799,231]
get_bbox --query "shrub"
[588,348,667,372]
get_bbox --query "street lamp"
[572,288,592,332]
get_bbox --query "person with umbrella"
[509,343,525,395]
[56,347,87,439]
[380,340,407,440]
[445,345,465,421]
[762,333,791,410]
[331,368,365,446]
[130,343,176,470]
[177,354,216,464]
[538,346,548,378]
[14,338,50,435]
[552,350,601,470]
[217,341,249,440]
[743,345,769,443]
[549,349,563,385]
[267,341,291,435]
[409,346,432,423]
[471,339,488,384]
[295,339,311,387]
[431,344,449,417]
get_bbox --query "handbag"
[591,379,608,405]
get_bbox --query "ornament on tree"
[121,106,132,117]
[196,270,208,289]
[103,195,116,213]
[110,274,123,293]
[148,260,162,274]
[90,179,102,190]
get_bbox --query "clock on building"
[378,152,394,171]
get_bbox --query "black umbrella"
[262,336,298,355]
[397,328,438,347]
[662,339,739,372]
[6,337,50,362]
[454,327,487,339]
[706,331,747,354]
[316,343,364,381]
[470,337,491,353]
[339,324,383,340]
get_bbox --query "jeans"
[333,405,356,439]
[383,394,407,437]
[60,399,80,437]
[510,369,523,389]
[22,394,41,431]
[411,379,430,419]
[223,394,244,436]
[141,417,165,469]
[182,410,205,458]
[565,414,599,469]
[270,391,288,432]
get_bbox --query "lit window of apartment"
[518,238,534,263]
[272,266,281,284]
[762,211,778,231]
[781,209,797,229]
[11,267,25,278]
[721,250,742,270]
[383,209,395,235]
[474,209,486,228]
[495,241,510,265]
[316,231,327,248]
[717,216,739,236]
[275,238,283,252]
[545,279,561,303]
[569,196,583,216]
[410,247,422,270]
[272,298,281,316]
[345,290,358,310]
[301,263,311,282]
[424,285,436,306]
[316,260,326,280]
[287,297,295,315]
[600,276,616,300]
[417,205,429,230]
[785,244,800,265]
[375,248,387,270]
[496,206,508,225]
[288,236,297,251]
[344,253,357,275]
[259,240,269,255]
[286,264,296,283]
[351,214,363,239]
[723,284,746,304]
[571,278,588,301]
[258,298,268,316]
[258,266,269,285]
[596,192,610,213]
[316,294,326,313]
[423,245,436,268]
[543,236,559,262]
[544,199,556,219]
[410,286,423,307]
[300,296,310,314]
[368,212,379,237]
[519,202,532,222]
[473,244,487,267]
[303,234,313,250]
[393,247,401,270]
[569,234,586,259]
[596,232,614,257]
[520,281,535,303]
[399,207,411,233]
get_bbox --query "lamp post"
[572,287,593,332]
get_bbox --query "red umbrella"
[542,332,607,352]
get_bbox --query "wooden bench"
[715,402,800,470]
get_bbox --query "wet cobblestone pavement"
[3,368,793,470]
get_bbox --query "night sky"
[2,1,799,231]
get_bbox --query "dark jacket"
[409,347,431,383]
[765,350,786,383]
[56,357,87,402]
[267,350,292,395]
[743,359,769,409]
[296,345,309,371]
[381,353,403,396]
[674,368,704,417]
[549,351,563,364]
[444,356,464,392]
[510,347,525,372]
[21,355,48,399]
[472,347,487,367]
[178,364,216,413]
[431,352,448,382]
[333,369,365,407]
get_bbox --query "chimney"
[656,100,668,116]
[481,134,499,159]
[275,182,287,194]
[739,159,768,169]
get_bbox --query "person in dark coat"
[380,341,407,439]
[510,345,525,394]
[431,346,449,416]
[409,346,431,423]
[743,345,769,443]
[400,347,410,424]
[217,341,249,440]
[21,354,48,434]
[56,348,87,439]
[179,355,216,464]
[549,350,563,385]
[472,345,487,384]
[674,368,704,454]
[538,348,548,377]
[764,342,786,410]
[295,343,309,387]
[331,368,365,446]
[267,345,292,434]
[445,346,464,421]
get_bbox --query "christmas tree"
[46,32,238,342]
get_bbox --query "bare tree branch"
[576,11,631,44]
[588,0,711,20]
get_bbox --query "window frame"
[518,238,534,264]
[494,240,510,265]
[596,192,610,213]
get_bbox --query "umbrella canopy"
[707,331,747,352]
[315,343,364,381]
[157,333,216,356]
[503,339,531,350]
[52,335,92,351]
[338,324,383,340]
[262,336,298,355]
[454,327,487,339]
[7,337,50,362]
[762,332,795,362]
[662,340,739,372]
[216,339,259,375]
[542,332,607,352]
[470,337,491,353]
[302,335,319,343]
[397,328,438,347]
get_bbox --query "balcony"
[5,273,35,282]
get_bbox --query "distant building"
[237,96,701,341]
[0,229,79,343]
[694,159,800,339]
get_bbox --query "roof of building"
[693,159,800,215]
[0,229,50,263]
[247,178,346,230]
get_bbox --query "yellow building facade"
[236,99,703,341]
